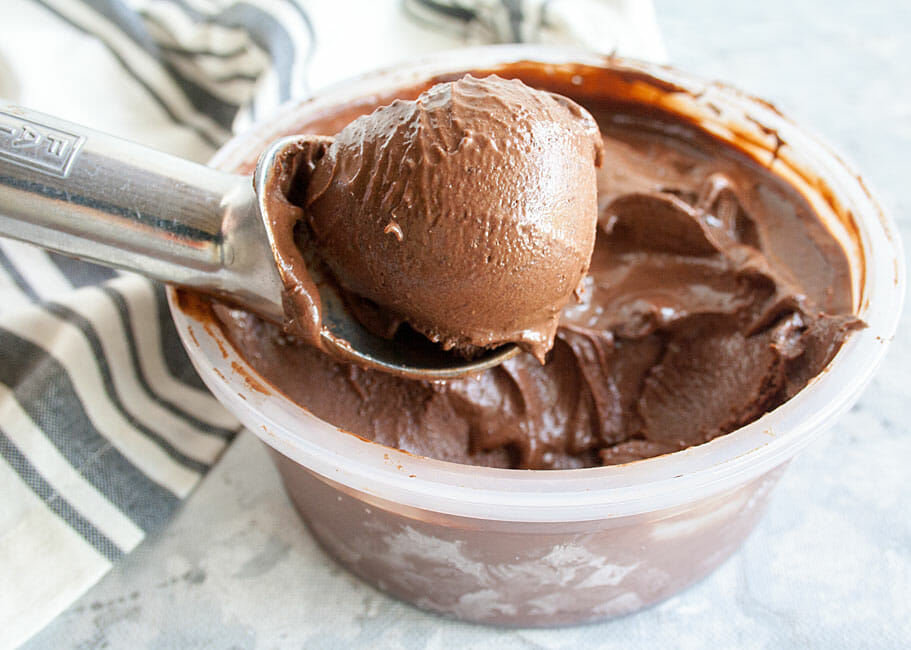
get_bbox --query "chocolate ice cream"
[207,62,862,470]
[267,75,603,362]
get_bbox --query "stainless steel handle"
[0,104,283,319]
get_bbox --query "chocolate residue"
[256,135,334,350]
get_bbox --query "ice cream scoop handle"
[0,103,269,302]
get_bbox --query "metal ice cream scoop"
[0,104,518,379]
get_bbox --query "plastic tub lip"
[168,45,905,523]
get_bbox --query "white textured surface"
[26,1,911,648]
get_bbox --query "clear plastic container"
[168,46,904,626]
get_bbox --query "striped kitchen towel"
[0,0,664,646]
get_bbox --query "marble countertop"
[26,1,910,648]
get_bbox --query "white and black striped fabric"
[0,0,664,645]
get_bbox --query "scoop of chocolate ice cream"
[211,63,862,470]
[301,75,603,362]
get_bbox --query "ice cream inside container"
[167,47,903,625]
